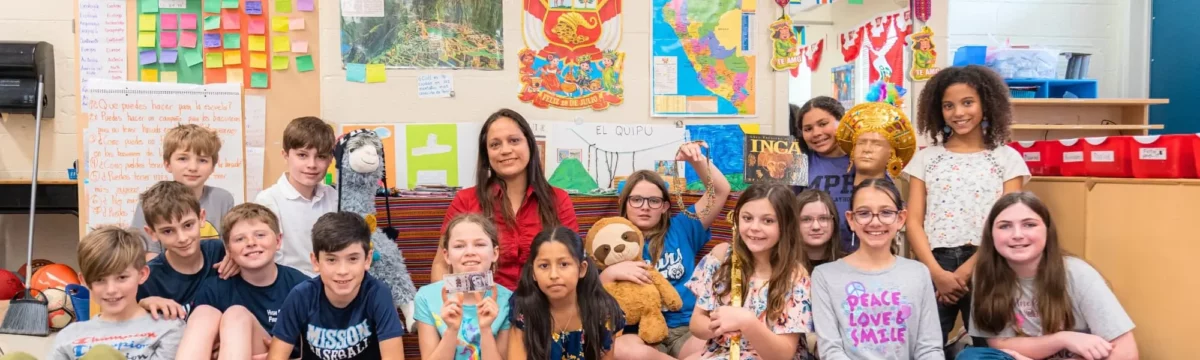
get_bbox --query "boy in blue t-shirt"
[176,203,310,359]
[269,211,405,360]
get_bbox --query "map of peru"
[661,0,755,115]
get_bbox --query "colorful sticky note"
[848,0,864,3]
[272,55,289,70]
[251,72,268,88]
[161,32,179,48]
[289,17,305,30]
[161,14,178,30]
[161,50,179,64]
[222,11,240,30]
[224,33,241,49]
[291,40,308,53]
[139,14,157,31]
[366,64,386,83]
[181,14,198,30]
[275,0,292,13]
[184,49,203,67]
[226,68,243,84]
[271,16,289,32]
[138,50,157,65]
[161,71,178,83]
[142,68,159,82]
[225,50,243,65]
[181,31,198,48]
[249,35,267,51]
[223,0,239,9]
[206,52,224,68]
[203,15,220,30]
[248,18,266,34]
[141,0,159,13]
[250,53,268,69]
[138,32,157,47]
[296,55,314,72]
[273,36,291,52]
[346,64,366,83]
[203,0,221,13]
[246,1,263,15]
[297,0,313,11]
[204,33,222,48]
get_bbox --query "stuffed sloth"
[584,217,683,344]
[335,129,418,330]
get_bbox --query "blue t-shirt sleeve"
[369,279,405,340]
[200,240,226,266]
[137,284,150,301]
[675,205,713,251]
[497,287,514,331]
[191,278,218,309]
[271,283,310,346]
[412,284,438,326]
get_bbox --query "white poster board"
[545,122,686,189]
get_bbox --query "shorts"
[622,324,693,357]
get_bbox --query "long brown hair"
[973,192,1074,335]
[716,184,807,321]
[474,109,560,229]
[618,170,672,262]
[796,189,844,271]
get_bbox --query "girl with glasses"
[796,189,845,273]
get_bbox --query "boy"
[177,203,310,360]
[269,212,405,360]
[129,123,236,260]
[255,116,339,277]
[137,180,235,318]
[48,226,185,360]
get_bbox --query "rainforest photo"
[340,0,504,70]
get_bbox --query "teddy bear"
[584,217,683,344]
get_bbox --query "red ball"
[0,269,22,301]
[30,264,80,292]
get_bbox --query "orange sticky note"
[141,68,159,82]
[224,50,242,65]
[226,68,244,84]
[249,35,266,51]
[161,71,178,83]
[272,36,290,52]
[250,53,268,69]
[271,16,289,32]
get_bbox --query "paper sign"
[276,0,292,13]
[78,0,129,85]
[249,36,266,51]
[297,0,313,11]
[224,33,241,49]
[366,64,386,83]
[245,145,266,198]
[273,36,291,52]
[246,1,263,15]
[251,72,268,88]
[138,32,157,47]
[160,71,179,82]
[206,52,224,68]
[141,0,159,13]
[417,74,454,98]
[346,63,366,82]
[223,0,239,8]
[222,11,240,30]
[204,33,222,48]
[181,31,198,48]
[225,50,243,65]
[296,55,314,72]
[291,40,308,53]
[289,17,305,30]
[184,49,203,66]
[139,50,157,65]
[181,14,197,29]
[272,55,289,70]
[226,68,243,83]
[141,68,159,82]
[250,53,268,68]
[244,95,267,147]
[161,49,179,64]
[271,16,289,32]
[139,14,157,31]
[340,0,384,17]
[203,0,220,13]
[161,14,178,29]
[160,0,186,9]
[161,32,178,48]
[248,18,266,34]
[203,15,220,30]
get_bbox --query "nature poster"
[340,0,503,70]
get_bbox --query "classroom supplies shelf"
[1005,79,1098,99]
[1010,98,1170,141]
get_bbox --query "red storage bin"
[1130,135,1196,179]
[1083,136,1132,178]
[1058,138,1087,177]
[1009,141,1063,176]
[1193,134,1200,179]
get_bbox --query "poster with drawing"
[518,0,625,110]
[406,124,459,187]
[545,122,686,190]
[832,64,855,109]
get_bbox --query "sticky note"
[297,0,313,11]
[272,36,291,52]
[249,35,266,51]
[161,49,179,64]
[271,16,289,32]
[206,52,224,68]
[275,0,292,13]
[291,40,308,53]
[246,1,263,15]
[222,11,240,30]
[161,14,178,30]
[346,64,366,83]
[142,68,159,82]
[161,71,178,83]
[204,0,221,13]
[224,33,241,49]
[184,49,203,67]
[248,18,266,34]
[138,50,157,65]
[250,53,268,68]
[296,55,314,72]
[203,15,220,30]
[366,64,386,83]
[161,32,178,48]
[225,50,243,65]
[289,17,305,30]
[223,0,239,9]
[139,14,157,31]
[181,31,198,48]
[204,33,222,48]
[251,72,268,88]
[181,14,198,30]
[138,32,157,47]
[141,0,159,13]
[272,55,289,70]
[226,68,243,83]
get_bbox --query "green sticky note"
[184,49,204,67]
[848,0,863,3]
[203,0,221,13]
[251,72,268,88]
[296,55,314,72]
[223,0,239,9]
[205,52,224,68]
[203,15,221,30]
[272,55,289,70]
[275,0,292,13]
[141,0,159,13]
[224,33,241,49]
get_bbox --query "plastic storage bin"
[1010,141,1063,176]
[987,48,1059,79]
[1057,138,1086,177]
[1193,134,1200,179]
[1083,136,1132,178]
[953,46,987,66]
[1130,135,1196,179]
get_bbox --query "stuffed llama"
[335,129,418,330]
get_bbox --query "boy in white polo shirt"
[254,116,339,277]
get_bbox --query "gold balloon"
[835,102,918,178]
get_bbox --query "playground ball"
[30,264,81,292]
[0,270,23,300]
[48,307,75,331]
[41,287,72,312]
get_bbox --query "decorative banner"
[518,0,624,110]
[909,26,939,81]
[839,26,864,62]
[863,9,911,86]
[912,0,932,22]
[800,38,824,72]
[770,15,801,72]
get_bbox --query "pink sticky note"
[181,14,198,30]
[161,14,179,30]
[222,11,240,30]
[161,32,179,48]
[289,17,305,30]
[248,18,266,34]
[181,31,198,48]
[291,40,308,53]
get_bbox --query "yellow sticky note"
[139,14,157,31]
[272,36,290,52]
[249,35,266,51]
[226,68,243,84]
[272,55,289,70]
[250,53,268,69]
[137,32,157,47]
[161,71,178,83]
[141,68,159,82]
[365,64,386,83]
[271,16,289,32]
[224,50,242,65]
[206,52,224,68]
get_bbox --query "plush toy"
[584,217,682,344]
[334,129,419,330]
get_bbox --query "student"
[415,214,513,360]
[685,184,813,360]
[797,189,844,272]
[603,141,731,360]
[509,226,625,360]
[129,123,236,260]
[269,211,405,360]
[137,180,236,319]
[811,179,943,360]
[791,97,854,252]
[46,226,185,360]
[436,109,579,289]
[961,192,1137,360]
[256,116,340,277]
[905,65,1031,346]
[177,203,311,360]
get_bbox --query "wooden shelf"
[1011,98,1170,106]
[1011,124,1165,131]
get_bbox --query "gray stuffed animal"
[335,129,418,330]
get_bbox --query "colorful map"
[651,0,756,117]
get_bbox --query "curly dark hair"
[791,96,846,153]
[916,65,1012,149]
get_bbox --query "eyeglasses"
[628,196,666,209]
[800,216,834,227]
[852,210,899,225]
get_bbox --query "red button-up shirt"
[441,185,579,289]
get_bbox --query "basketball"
[30,264,81,292]
[16,259,54,280]
[0,269,23,300]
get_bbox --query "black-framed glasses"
[800,216,834,227]
[628,196,666,209]
[852,210,899,225]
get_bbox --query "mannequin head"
[836,102,917,180]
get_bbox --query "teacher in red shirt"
[434,108,578,289]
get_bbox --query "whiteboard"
[545,122,687,189]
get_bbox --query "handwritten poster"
[81,80,245,229]
[78,0,128,108]
[417,74,454,98]
[546,122,686,189]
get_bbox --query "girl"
[961,192,1137,360]
[416,214,513,360]
[811,179,943,360]
[604,141,731,360]
[905,65,1031,346]
[509,226,626,360]
[437,108,579,289]
[685,184,813,360]
[792,97,854,253]
[796,189,844,272]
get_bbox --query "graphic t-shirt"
[811,258,944,360]
[643,205,712,328]
[192,265,310,330]
[271,274,405,360]
[130,185,237,253]
[137,239,226,313]
[802,153,854,252]
[969,257,1135,360]
[511,312,623,360]
[49,313,185,360]
[413,281,514,360]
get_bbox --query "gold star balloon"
[835,102,918,178]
